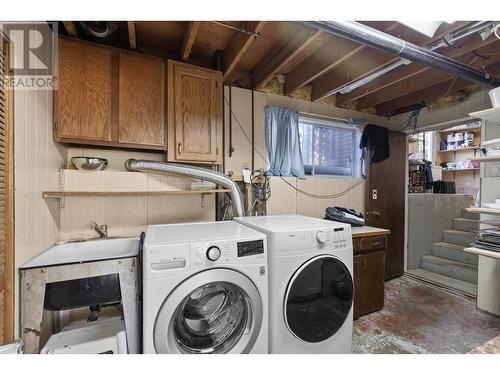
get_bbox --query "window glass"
[299,117,359,177]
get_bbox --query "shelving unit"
[467,108,500,316]
[437,146,480,153]
[442,168,479,172]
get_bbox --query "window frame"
[298,115,360,179]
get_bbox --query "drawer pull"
[178,142,182,154]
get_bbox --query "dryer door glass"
[285,255,353,343]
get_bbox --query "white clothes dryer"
[235,215,353,354]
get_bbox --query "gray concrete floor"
[352,275,500,353]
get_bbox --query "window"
[298,116,361,178]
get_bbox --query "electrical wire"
[223,94,365,200]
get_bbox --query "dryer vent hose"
[125,159,245,218]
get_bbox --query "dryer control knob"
[206,246,221,261]
[316,231,327,243]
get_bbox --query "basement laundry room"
[1,2,500,371]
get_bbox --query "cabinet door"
[118,52,165,149]
[353,251,385,319]
[168,61,222,163]
[55,38,112,142]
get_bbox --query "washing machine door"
[284,255,353,343]
[154,268,263,354]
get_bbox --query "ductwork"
[126,159,245,217]
[303,21,500,88]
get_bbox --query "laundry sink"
[22,237,140,269]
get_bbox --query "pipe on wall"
[125,159,245,218]
[303,21,500,88]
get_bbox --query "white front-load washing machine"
[235,215,353,354]
[142,221,268,354]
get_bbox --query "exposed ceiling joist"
[282,33,362,95]
[63,21,77,37]
[336,32,500,106]
[357,40,500,110]
[377,59,500,116]
[127,21,137,50]
[252,27,322,89]
[310,21,471,102]
[180,21,201,62]
[222,21,266,79]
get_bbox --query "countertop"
[351,225,391,238]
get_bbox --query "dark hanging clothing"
[359,124,390,163]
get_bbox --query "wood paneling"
[55,37,113,142]
[0,35,14,345]
[127,21,137,50]
[168,60,222,163]
[118,52,165,148]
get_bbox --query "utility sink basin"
[22,237,140,269]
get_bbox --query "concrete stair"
[442,229,476,247]
[461,208,479,220]
[452,218,478,233]
[431,242,478,265]
[419,208,479,293]
[421,255,477,284]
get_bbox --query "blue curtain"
[265,106,305,177]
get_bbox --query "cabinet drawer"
[353,235,387,254]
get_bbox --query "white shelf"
[470,155,500,162]
[482,137,500,147]
[464,247,500,260]
[442,168,479,172]
[467,207,500,215]
[469,107,500,123]
[438,146,480,153]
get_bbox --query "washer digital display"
[237,240,264,257]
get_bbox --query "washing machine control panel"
[190,238,266,269]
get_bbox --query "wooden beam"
[252,27,322,89]
[127,21,137,50]
[223,21,266,79]
[180,21,200,62]
[336,32,500,107]
[310,21,471,102]
[357,40,500,110]
[376,59,500,116]
[63,21,76,37]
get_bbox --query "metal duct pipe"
[304,21,500,88]
[126,159,245,217]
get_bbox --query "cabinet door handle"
[362,259,367,269]
[178,142,182,155]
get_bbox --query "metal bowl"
[71,157,108,171]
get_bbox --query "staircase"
[411,209,479,296]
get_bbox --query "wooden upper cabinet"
[118,52,165,149]
[168,60,222,164]
[55,38,112,142]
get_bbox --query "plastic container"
[489,87,500,108]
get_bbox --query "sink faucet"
[89,222,108,238]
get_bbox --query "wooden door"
[365,129,407,280]
[118,52,165,149]
[168,60,222,164]
[54,38,113,143]
[0,36,14,345]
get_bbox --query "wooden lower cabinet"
[353,236,387,319]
